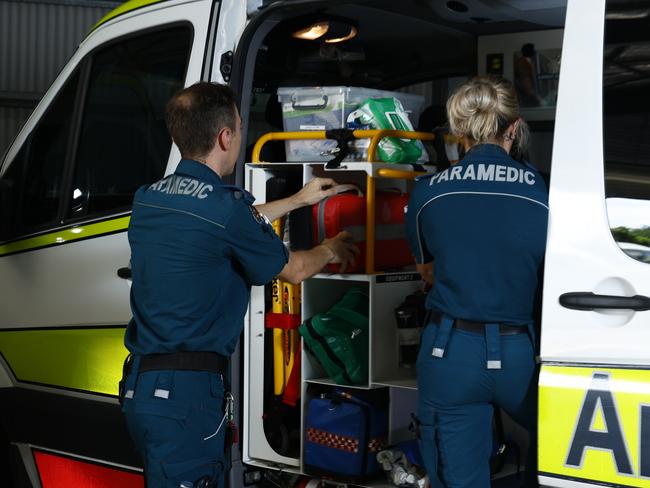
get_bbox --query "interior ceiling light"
[446,1,469,13]
[292,21,330,41]
[605,8,650,20]
[292,20,357,44]
[324,25,357,44]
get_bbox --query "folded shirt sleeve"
[226,203,289,286]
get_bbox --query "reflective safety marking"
[0,216,130,257]
[539,365,650,487]
[92,0,165,32]
[0,327,129,396]
[154,389,170,399]
[34,449,143,488]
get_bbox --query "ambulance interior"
[235,0,566,480]
[240,0,565,176]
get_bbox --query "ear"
[509,118,521,138]
[216,126,233,152]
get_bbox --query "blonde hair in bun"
[447,76,529,157]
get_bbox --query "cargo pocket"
[134,399,190,422]
[134,399,191,451]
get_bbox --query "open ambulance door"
[539,0,650,486]
[0,0,226,483]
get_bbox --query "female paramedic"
[406,76,548,487]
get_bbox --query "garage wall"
[0,0,118,157]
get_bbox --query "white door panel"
[0,233,132,328]
[0,0,214,333]
[541,0,650,366]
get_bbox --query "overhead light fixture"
[292,19,358,44]
[446,1,469,13]
[292,21,329,41]
[324,25,357,44]
[606,9,650,20]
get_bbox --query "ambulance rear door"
[539,0,650,486]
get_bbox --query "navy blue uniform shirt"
[406,144,548,324]
[125,159,288,356]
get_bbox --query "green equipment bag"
[347,97,423,163]
[299,287,369,385]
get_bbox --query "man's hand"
[292,177,338,207]
[255,178,339,222]
[321,231,360,273]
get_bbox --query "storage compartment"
[244,158,427,476]
[303,385,390,481]
[302,277,371,387]
[277,86,426,162]
[301,385,420,484]
[370,274,423,389]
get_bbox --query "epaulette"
[222,184,255,204]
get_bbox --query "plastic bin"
[277,86,425,162]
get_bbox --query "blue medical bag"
[304,388,389,481]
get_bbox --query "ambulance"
[0,0,649,487]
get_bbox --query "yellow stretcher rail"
[251,129,435,165]
[252,129,435,274]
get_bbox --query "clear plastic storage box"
[277,86,426,162]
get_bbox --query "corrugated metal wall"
[0,0,117,156]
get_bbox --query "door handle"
[117,267,132,280]
[559,292,650,311]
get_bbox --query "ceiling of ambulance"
[253,0,567,89]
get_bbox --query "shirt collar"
[174,159,223,185]
[465,143,509,160]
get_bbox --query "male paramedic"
[121,82,358,488]
[406,76,548,487]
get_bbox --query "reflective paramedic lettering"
[428,163,536,185]
[149,174,213,199]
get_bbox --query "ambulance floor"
[492,474,522,487]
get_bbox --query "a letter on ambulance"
[539,366,650,486]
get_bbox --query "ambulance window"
[0,71,80,242]
[67,26,191,220]
[604,0,650,264]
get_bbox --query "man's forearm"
[278,245,333,284]
[255,195,301,222]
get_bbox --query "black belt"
[429,311,527,336]
[127,351,229,375]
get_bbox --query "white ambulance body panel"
[542,0,650,366]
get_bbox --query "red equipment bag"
[312,187,412,273]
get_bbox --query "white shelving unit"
[243,161,425,477]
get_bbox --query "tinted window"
[0,71,80,242]
[68,26,191,219]
[604,0,650,263]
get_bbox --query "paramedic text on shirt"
[406,76,548,488]
[121,82,358,488]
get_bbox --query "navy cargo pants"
[417,319,538,487]
[122,362,227,488]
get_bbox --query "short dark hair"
[521,43,536,58]
[165,82,237,159]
